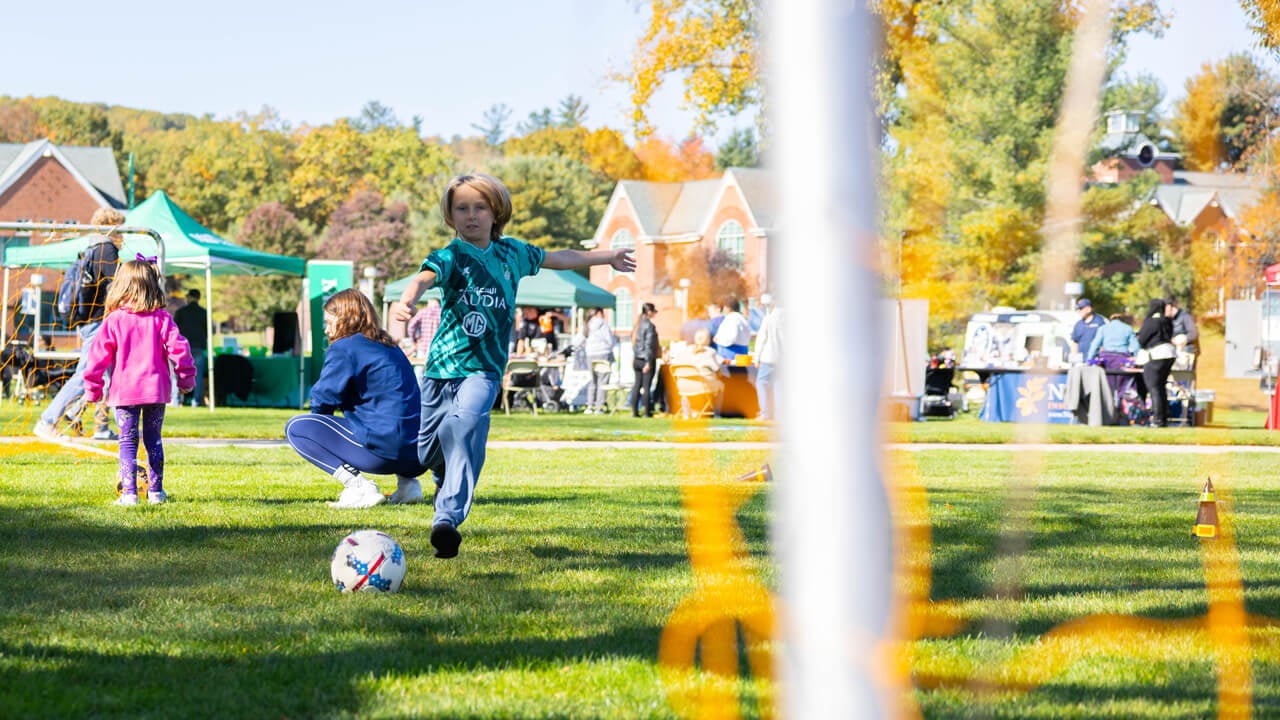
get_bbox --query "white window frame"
[613,287,633,331]
[610,228,635,278]
[716,220,746,269]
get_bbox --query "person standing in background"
[174,289,208,406]
[1137,298,1177,428]
[630,303,661,418]
[1070,298,1105,361]
[1166,296,1199,356]
[583,307,617,414]
[407,298,442,362]
[753,293,781,421]
[713,298,752,361]
[34,207,124,441]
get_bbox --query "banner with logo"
[979,371,1073,424]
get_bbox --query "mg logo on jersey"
[461,311,488,337]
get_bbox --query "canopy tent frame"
[2,195,307,412]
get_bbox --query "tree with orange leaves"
[1171,53,1279,172]
[635,136,719,182]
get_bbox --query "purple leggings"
[116,404,166,495]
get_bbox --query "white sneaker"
[387,479,424,505]
[33,420,59,441]
[147,491,168,504]
[326,480,386,509]
[114,494,139,507]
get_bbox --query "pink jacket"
[84,308,196,407]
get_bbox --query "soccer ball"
[330,530,406,593]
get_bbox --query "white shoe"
[387,479,424,505]
[114,494,139,507]
[147,491,168,504]
[33,420,59,441]
[326,480,386,509]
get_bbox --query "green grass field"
[10,401,1280,717]
[0,434,774,719]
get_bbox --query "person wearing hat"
[1070,298,1104,362]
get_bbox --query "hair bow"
[135,253,157,264]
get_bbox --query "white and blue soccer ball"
[330,530,406,593]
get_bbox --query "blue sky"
[5,0,1274,145]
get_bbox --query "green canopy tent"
[381,267,616,337]
[5,191,307,409]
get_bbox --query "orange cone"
[736,464,773,483]
[1193,478,1219,539]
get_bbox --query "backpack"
[55,255,87,323]
[56,237,114,325]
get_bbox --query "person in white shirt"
[712,298,752,361]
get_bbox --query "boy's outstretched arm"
[390,269,438,322]
[543,247,635,273]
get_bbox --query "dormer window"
[1106,111,1142,134]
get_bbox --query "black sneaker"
[430,521,462,559]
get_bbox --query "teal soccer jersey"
[422,236,545,379]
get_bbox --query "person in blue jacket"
[285,288,425,508]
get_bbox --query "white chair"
[502,359,541,415]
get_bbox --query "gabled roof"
[591,168,776,246]
[0,139,126,209]
[1152,171,1262,226]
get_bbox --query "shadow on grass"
[0,477,753,718]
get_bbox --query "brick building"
[583,167,774,341]
[0,139,126,223]
[0,139,126,345]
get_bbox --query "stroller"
[918,365,963,419]
[507,345,572,413]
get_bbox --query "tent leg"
[205,266,216,411]
[299,279,307,410]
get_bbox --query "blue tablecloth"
[978,370,1074,424]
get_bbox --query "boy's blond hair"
[105,260,165,312]
[440,173,512,242]
[89,207,126,227]
[323,288,395,347]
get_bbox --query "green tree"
[503,126,643,181]
[715,127,758,169]
[351,100,400,131]
[316,191,416,278]
[472,104,512,145]
[0,97,43,143]
[1076,173,1182,315]
[492,155,613,251]
[287,120,368,228]
[877,0,1165,340]
[1170,53,1280,171]
[134,112,291,233]
[361,125,454,212]
[219,202,312,329]
[1098,73,1169,152]
[31,97,121,150]
[557,95,589,128]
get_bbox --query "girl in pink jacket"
[84,259,195,506]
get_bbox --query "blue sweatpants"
[418,374,498,528]
[285,414,425,478]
